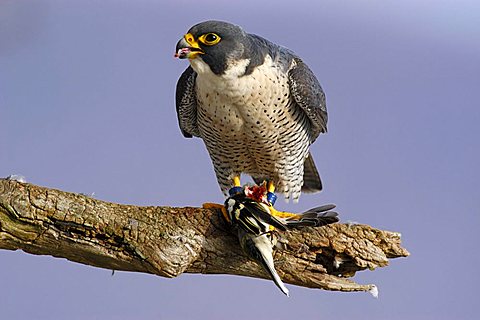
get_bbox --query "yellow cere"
[184,33,201,49]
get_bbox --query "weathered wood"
[0,179,409,293]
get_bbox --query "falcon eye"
[205,33,217,42]
[200,33,221,45]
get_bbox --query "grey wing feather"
[286,204,339,228]
[288,57,328,142]
[175,66,200,138]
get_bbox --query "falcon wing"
[288,57,328,142]
[175,66,200,138]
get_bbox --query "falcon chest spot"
[191,56,291,139]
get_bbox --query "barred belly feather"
[191,55,312,201]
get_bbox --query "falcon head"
[175,20,253,75]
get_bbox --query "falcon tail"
[302,152,322,193]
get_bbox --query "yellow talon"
[202,202,224,209]
[203,202,230,223]
[269,205,302,220]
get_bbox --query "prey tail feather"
[257,247,290,297]
[243,234,289,297]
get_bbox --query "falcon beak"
[175,33,204,60]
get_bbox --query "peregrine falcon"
[175,21,327,203]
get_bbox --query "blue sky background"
[1,0,479,319]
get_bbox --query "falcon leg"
[228,175,243,196]
[203,202,230,223]
[269,206,302,220]
[267,181,277,205]
[267,181,302,219]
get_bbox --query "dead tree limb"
[0,179,409,293]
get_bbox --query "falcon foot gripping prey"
[220,184,339,296]
[202,184,338,296]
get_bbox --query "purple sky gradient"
[1,0,479,319]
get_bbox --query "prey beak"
[175,33,204,60]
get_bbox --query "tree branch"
[0,179,408,293]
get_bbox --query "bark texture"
[0,179,409,293]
